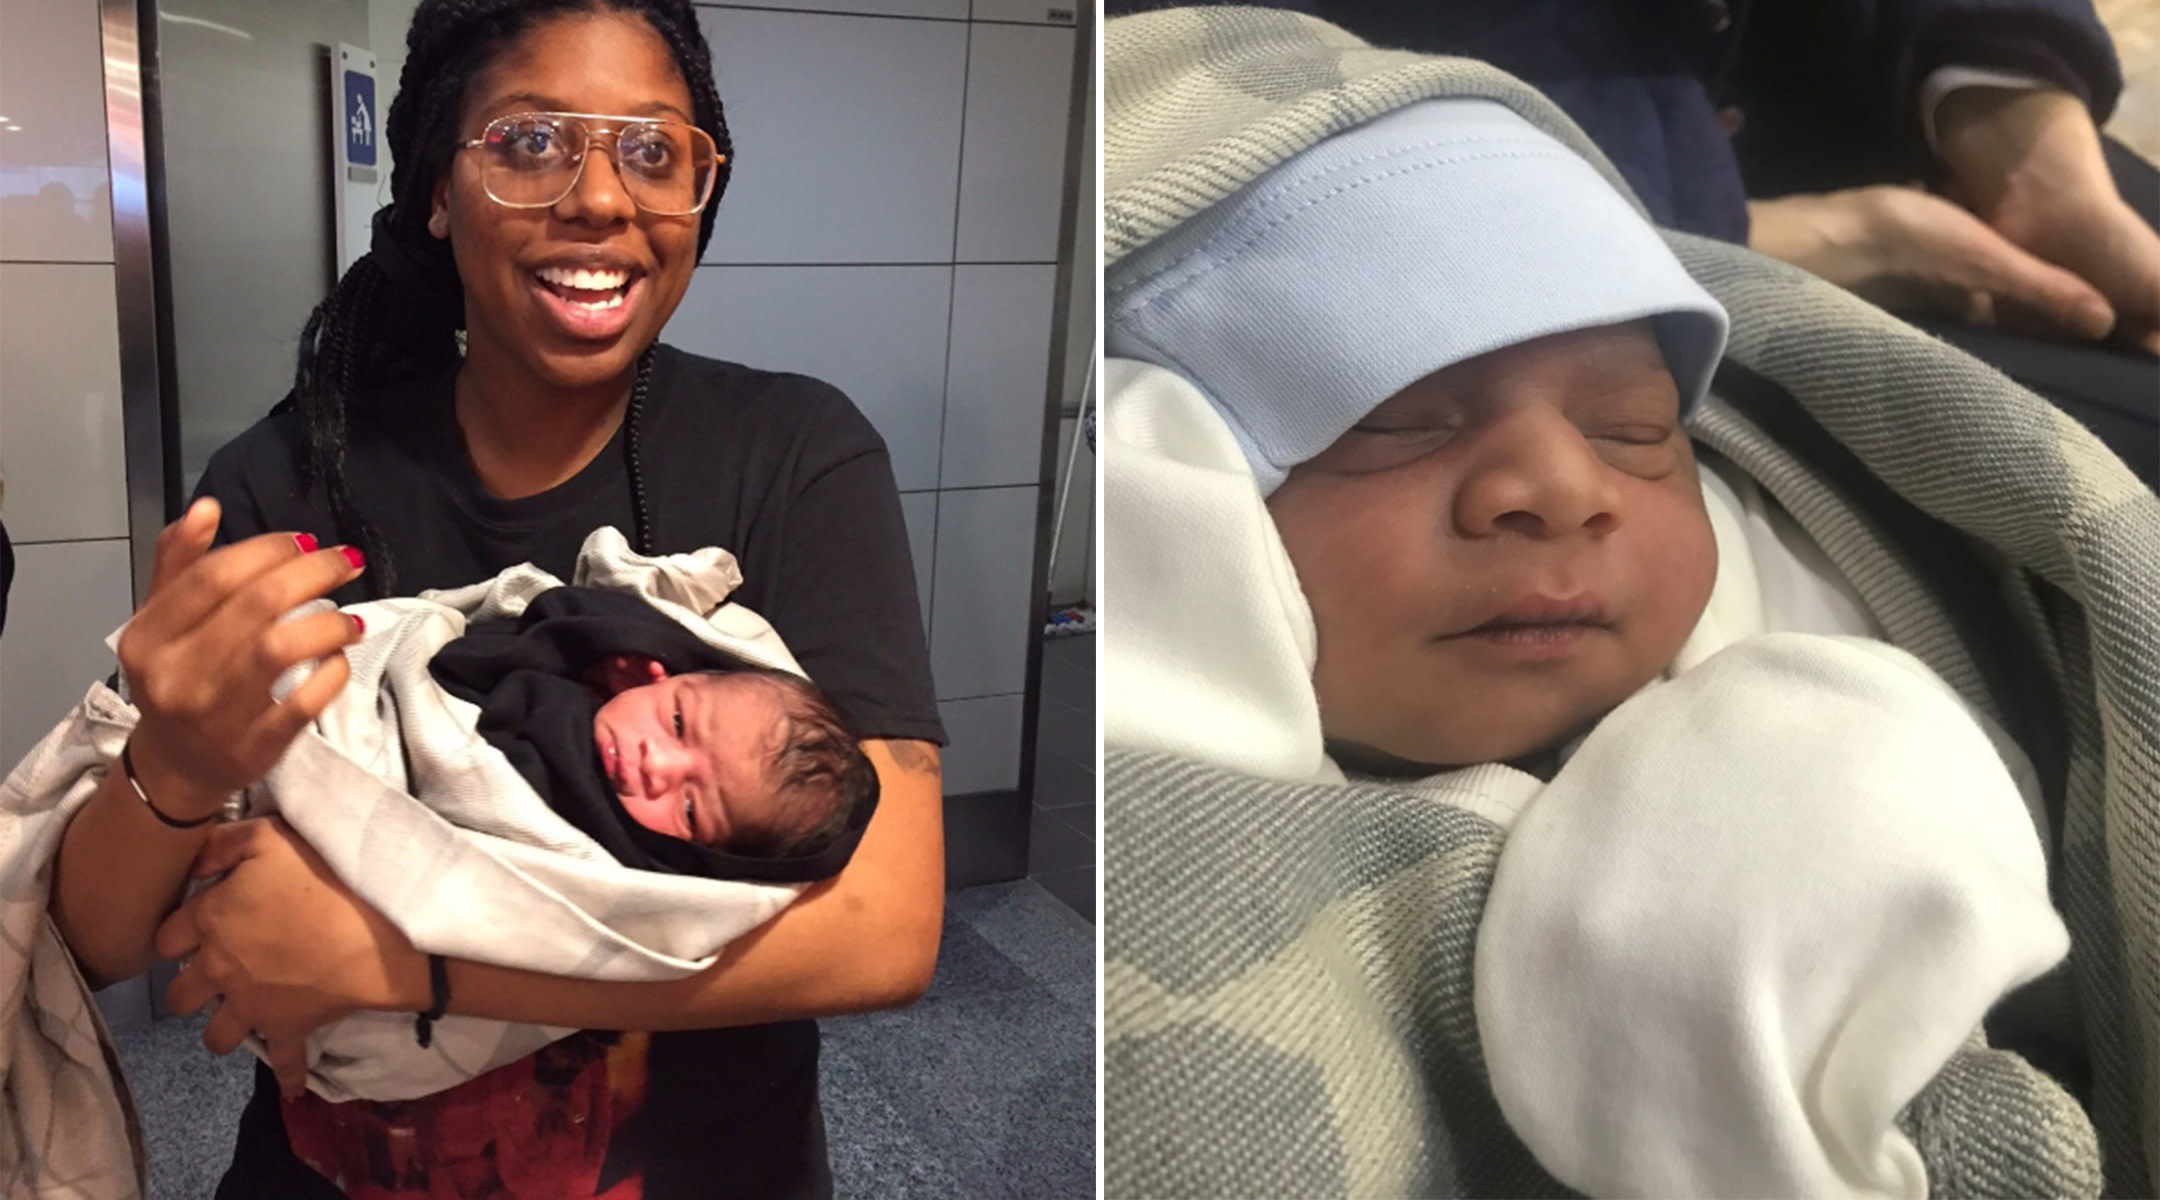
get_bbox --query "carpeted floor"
[110,879,1095,1199]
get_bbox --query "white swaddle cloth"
[22,528,812,1106]
[234,526,812,1102]
[1103,357,2068,1198]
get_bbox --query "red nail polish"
[339,546,366,571]
[350,614,366,637]
[294,533,319,554]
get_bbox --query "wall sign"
[344,67,377,167]
[328,43,379,278]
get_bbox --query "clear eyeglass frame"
[458,110,724,217]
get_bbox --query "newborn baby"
[586,651,872,858]
[1106,96,2068,1199]
[419,580,878,882]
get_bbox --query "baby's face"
[592,672,791,847]
[1267,321,1716,768]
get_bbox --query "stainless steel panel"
[102,0,168,601]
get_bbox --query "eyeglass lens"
[478,114,717,215]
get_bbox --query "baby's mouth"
[1462,621,1603,647]
[602,732,628,794]
[1450,595,1614,640]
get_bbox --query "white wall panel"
[0,0,115,263]
[0,539,132,772]
[699,8,966,264]
[699,0,966,19]
[666,264,951,492]
[938,693,1023,793]
[941,263,1055,488]
[930,485,1038,698]
[0,263,129,541]
[954,22,1075,263]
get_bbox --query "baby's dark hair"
[285,0,730,594]
[718,669,878,860]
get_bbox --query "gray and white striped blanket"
[1103,8,2160,1197]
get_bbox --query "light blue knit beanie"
[1105,98,1730,495]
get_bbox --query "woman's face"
[1267,322,1717,768]
[430,10,702,392]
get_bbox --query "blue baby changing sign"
[344,69,376,167]
[330,43,381,276]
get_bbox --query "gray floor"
[1028,632,1095,922]
[110,879,1095,1199]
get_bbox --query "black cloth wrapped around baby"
[427,586,875,883]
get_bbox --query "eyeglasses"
[460,111,723,216]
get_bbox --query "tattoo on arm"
[884,740,942,776]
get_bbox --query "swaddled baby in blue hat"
[1105,97,2073,1199]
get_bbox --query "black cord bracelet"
[120,743,218,830]
[415,954,451,1049]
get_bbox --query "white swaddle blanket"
[0,527,818,1157]
[240,525,810,1102]
[1103,357,2069,1199]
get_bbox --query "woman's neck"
[454,341,633,500]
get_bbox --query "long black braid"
[284,0,730,595]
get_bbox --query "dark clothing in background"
[198,344,942,1198]
[1104,0,2123,242]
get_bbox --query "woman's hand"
[154,818,431,1098]
[49,499,373,987]
[1936,86,2160,354]
[1746,185,2118,341]
[118,498,369,821]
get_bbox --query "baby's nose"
[1455,409,1619,537]
[645,740,690,785]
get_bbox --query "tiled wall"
[0,0,138,773]
[664,1,1082,796]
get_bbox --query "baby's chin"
[1330,686,1634,773]
[1331,726,1578,777]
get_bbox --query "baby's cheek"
[1634,493,1719,659]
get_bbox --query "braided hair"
[286,0,731,595]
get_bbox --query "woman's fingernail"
[339,546,365,571]
[293,533,318,554]
[349,614,366,637]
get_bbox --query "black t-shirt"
[198,344,943,1199]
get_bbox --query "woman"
[47,2,946,1195]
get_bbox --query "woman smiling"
[47,2,946,1195]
